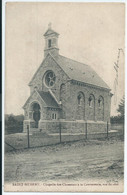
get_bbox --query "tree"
[8,114,16,124]
[117,96,125,118]
[5,114,24,134]
[110,96,125,124]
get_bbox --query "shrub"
[5,114,24,134]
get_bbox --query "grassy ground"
[4,137,124,184]
[4,132,95,152]
[5,129,123,152]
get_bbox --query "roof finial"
[48,22,52,30]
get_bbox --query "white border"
[2,1,127,195]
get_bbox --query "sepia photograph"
[3,1,125,193]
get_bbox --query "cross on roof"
[48,22,52,29]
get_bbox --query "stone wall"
[24,53,111,133]
[29,54,69,101]
[23,120,36,132]
[28,120,109,134]
[67,81,111,122]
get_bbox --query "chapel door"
[32,103,41,128]
[33,111,40,128]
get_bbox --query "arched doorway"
[31,102,41,128]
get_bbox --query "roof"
[53,55,110,90]
[29,53,110,90]
[44,29,59,36]
[23,90,60,109]
[38,91,60,108]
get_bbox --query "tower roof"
[43,23,59,36]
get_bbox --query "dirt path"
[4,139,124,183]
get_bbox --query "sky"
[4,2,125,116]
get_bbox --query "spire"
[48,22,52,30]
[43,24,59,57]
[44,23,59,36]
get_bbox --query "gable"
[23,90,46,109]
[28,53,69,87]
[23,90,60,109]
[29,53,110,91]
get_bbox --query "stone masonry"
[23,24,112,135]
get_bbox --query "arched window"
[89,95,94,107]
[76,92,85,120]
[88,94,95,121]
[97,96,104,121]
[98,98,101,108]
[98,96,104,108]
[77,94,82,105]
[48,39,51,48]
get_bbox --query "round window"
[45,71,56,87]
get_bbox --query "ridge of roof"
[28,53,51,86]
[29,52,110,90]
[54,54,110,90]
[58,54,89,67]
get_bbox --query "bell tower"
[44,23,59,57]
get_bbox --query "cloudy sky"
[5,2,125,116]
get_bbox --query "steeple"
[44,23,59,57]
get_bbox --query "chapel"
[23,24,112,134]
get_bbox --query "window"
[89,96,93,107]
[78,94,82,105]
[98,96,103,109]
[52,113,54,119]
[45,71,56,87]
[76,92,85,120]
[98,98,101,108]
[52,113,57,120]
[48,39,51,48]
[55,113,56,119]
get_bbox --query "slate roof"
[29,53,110,90]
[54,55,110,90]
[38,91,60,108]
[23,90,60,109]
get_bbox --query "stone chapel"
[23,24,112,134]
